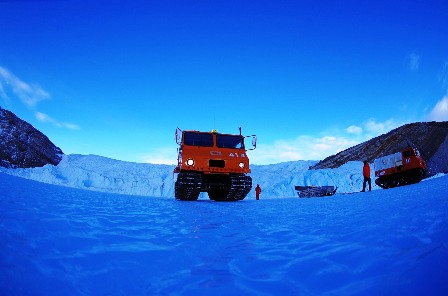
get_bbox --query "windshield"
[183,132,214,147]
[403,149,415,158]
[216,134,244,149]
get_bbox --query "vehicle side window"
[183,132,214,147]
[216,135,243,149]
[403,151,411,158]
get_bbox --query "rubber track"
[224,174,252,201]
[375,168,425,189]
[175,172,202,200]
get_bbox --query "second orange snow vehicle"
[374,146,426,189]
[174,128,257,201]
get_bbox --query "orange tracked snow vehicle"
[374,146,426,189]
[174,128,257,201]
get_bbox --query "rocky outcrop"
[426,131,448,176]
[0,106,63,168]
[311,121,448,176]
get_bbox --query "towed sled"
[294,186,337,198]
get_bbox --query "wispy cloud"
[250,135,359,164]
[0,66,80,130]
[0,80,8,104]
[427,96,448,122]
[346,125,363,135]
[141,147,177,165]
[441,60,448,93]
[0,66,50,107]
[406,53,421,71]
[35,112,80,130]
[250,118,406,165]
[363,118,404,136]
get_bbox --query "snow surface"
[1,172,447,295]
[0,154,377,198]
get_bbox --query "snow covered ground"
[0,154,374,198]
[1,171,447,295]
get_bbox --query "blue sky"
[1,0,448,165]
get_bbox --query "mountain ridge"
[311,121,448,176]
[0,106,63,168]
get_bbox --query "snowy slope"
[1,172,447,295]
[0,154,374,198]
[0,154,175,197]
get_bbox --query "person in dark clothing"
[361,161,371,192]
[255,184,262,200]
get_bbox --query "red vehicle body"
[374,147,426,189]
[174,128,256,201]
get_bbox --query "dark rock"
[311,121,448,176]
[0,106,63,168]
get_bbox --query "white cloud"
[407,53,421,71]
[141,147,177,165]
[249,135,359,164]
[249,118,407,164]
[427,96,448,122]
[364,118,403,136]
[35,112,80,130]
[35,112,52,122]
[441,61,448,93]
[0,66,50,107]
[1,66,80,130]
[346,125,363,135]
[0,80,8,103]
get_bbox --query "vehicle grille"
[209,159,225,168]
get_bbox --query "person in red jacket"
[361,161,371,192]
[255,184,262,200]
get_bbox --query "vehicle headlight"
[239,162,245,168]
[186,158,194,166]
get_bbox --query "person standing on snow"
[255,184,262,200]
[361,161,371,192]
